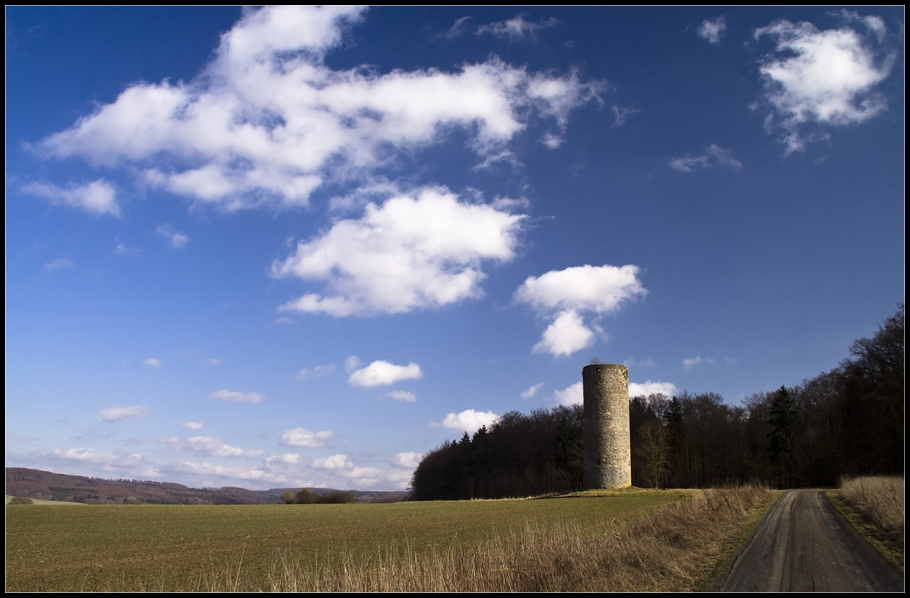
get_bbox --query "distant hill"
[5,467,409,505]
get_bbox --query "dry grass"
[184,485,777,592]
[835,475,904,570]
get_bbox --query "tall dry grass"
[183,484,776,592]
[837,475,904,549]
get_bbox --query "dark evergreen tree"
[766,386,798,488]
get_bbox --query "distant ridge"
[5,467,409,505]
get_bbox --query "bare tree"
[639,419,670,489]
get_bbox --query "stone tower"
[582,363,631,490]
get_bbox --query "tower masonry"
[582,363,631,490]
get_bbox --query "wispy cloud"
[698,17,727,44]
[144,358,162,369]
[280,427,334,447]
[208,389,265,403]
[155,224,189,249]
[682,356,715,370]
[669,144,742,172]
[166,435,265,458]
[384,390,417,402]
[44,258,73,273]
[520,382,544,399]
[22,179,120,216]
[477,14,560,42]
[296,364,335,379]
[98,405,149,421]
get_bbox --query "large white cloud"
[514,264,646,357]
[753,17,894,153]
[348,360,422,387]
[35,6,601,211]
[272,187,525,316]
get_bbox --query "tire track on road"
[716,489,903,592]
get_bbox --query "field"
[6,486,775,592]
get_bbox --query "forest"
[408,304,903,500]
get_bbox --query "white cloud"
[144,358,162,369]
[200,358,220,366]
[669,144,742,172]
[44,258,74,273]
[514,264,646,314]
[753,18,894,153]
[208,389,265,403]
[182,422,204,430]
[155,224,189,249]
[384,390,417,402]
[514,264,646,357]
[21,179,120,216]
[520,382,544,399]
[312,453,354,470]
[698,17,727,44]
[551,382,583,407]
[682,356,715,370]
[477,14,560,42]
[629,380,679,398]
[280,427,334,447]
[168,436,265,458]
[391,452,421,469]
[533,309,597,357]
[98,405,150,421]
[432,409,500,435]
[349,360,422,387]
[272,187,525,316]
[36,6,601,212]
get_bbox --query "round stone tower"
[582,363,631,490]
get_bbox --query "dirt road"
[716,489,904,592]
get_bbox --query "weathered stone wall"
[582,363,631,490]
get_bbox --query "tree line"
[409,303,903,499]
[281,488,357,504]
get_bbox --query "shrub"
[9,496,33,505]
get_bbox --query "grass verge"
[179,485,778,592]
[826,475,904,574]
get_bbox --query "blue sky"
[6,7,904,491]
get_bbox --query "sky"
[5,7,904,491]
